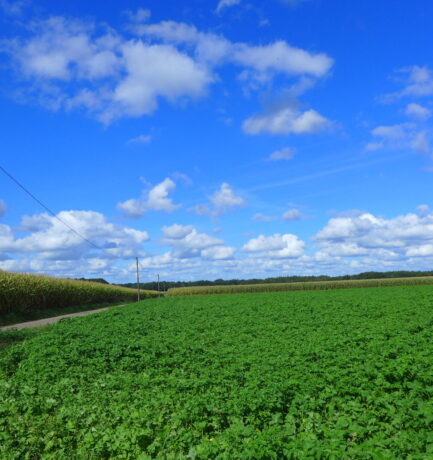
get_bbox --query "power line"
[0,164,100,250]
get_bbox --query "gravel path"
[0,306,123,331]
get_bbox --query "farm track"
[0,305,124,331]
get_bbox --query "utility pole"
[136,257,140,302]
[157,273,160,298]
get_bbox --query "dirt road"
[0,306,122,331]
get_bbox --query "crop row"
[167,275,433,296]
[0,270,158,314]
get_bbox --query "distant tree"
[76,278,109,285]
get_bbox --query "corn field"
[0,270,158,314]
[166,276,433,297]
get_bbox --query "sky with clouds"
[1,0,433,283]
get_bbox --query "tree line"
[109,270,433,291]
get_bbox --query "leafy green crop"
[2,286,433,458]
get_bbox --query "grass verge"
[0,326,51,352]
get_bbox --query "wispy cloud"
[267,147,295,161]
[216,0,241,14]
[126,134,152,145]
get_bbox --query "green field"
[2,286,433,458]
[167,275,433,296]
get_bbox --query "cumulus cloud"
[383,66,433,102]
[110,41,212,120]
[2,12,334,124]
[233,41,332,80]
[267,147,294,161]
[243,106,332,135]
[161,223,234,259]
[0,199,7,217]
[0,210,149,260]
[315,209,433,260]
[161,223,194,239]
[117,178,180,218]
[405,102,431,120]
[3,17,213,123]
[243,233,305,258]
[13,17,121,81]
[135,20,333,79]
[191,183,246,218]
[6,206,433,281]
[282,209,302,221]
[210,182,245,211]
[368,69,433,163]
[201,245,235,260]
[366,122,430,154]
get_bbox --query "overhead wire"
[0,164,100,250]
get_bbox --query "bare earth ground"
[0,306,123,331]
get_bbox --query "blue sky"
[1,0,433,283]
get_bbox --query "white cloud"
[397,66,433,98]
[411,131,429,153]
[282,209,302,221]
[368,68,433,161]
[216,0,241,14]
[405,102,431,120]
[126,134,152,145]
[243,106,332,135]
[201,245,235,260]
[117,178,180,218]
[133,21,202,45]
[4,17,213,123]
[268,147,295,161]
[243,233,305,258]
[111,41,212,120]
[171,172,192,185]
[3,13,334,124]
[190,204,213,217]
[371,123,409,139]
[0,199,7,217]
[147,178,180,211]
[124,8,151,23]
[417,204,429,216]
[210,182,245,211]
[191,183,246,218]
[0,210,149,260]
[161,223,194,239]
[252,213,277,222]
[233,41,332,79]
[15,17,121,81]
[366,122,430,154]
[161,223,230,259]
[406,244,433,257]
[381,66,433,103]
[135,20,332,80]
[315,210,433,260]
